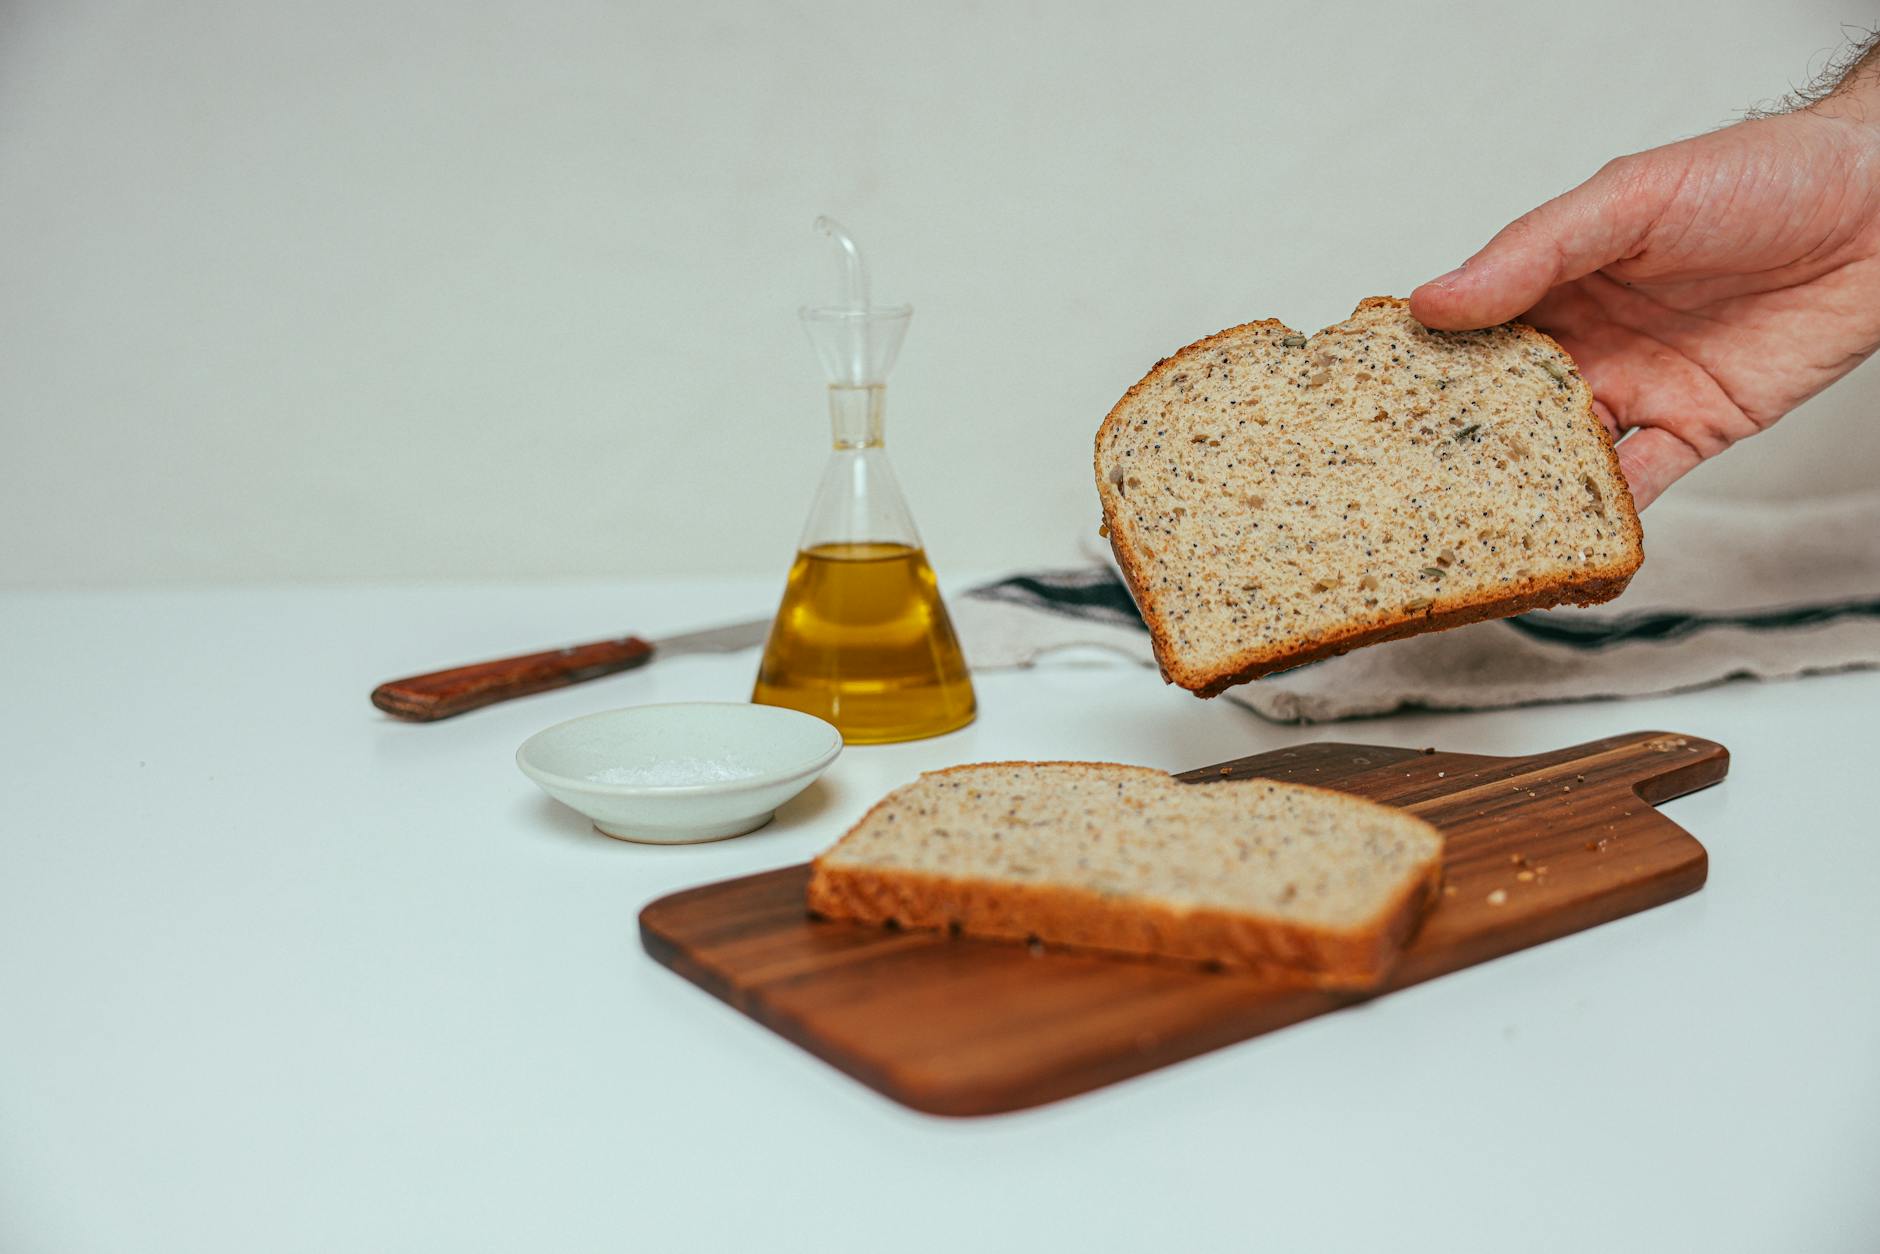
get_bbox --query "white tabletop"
[2,579,1875,1254]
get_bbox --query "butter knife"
[370,617,771,722]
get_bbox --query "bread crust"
[1093,297,1645,698]
[806,761,1445,990]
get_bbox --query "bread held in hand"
[1095,297,1642,696]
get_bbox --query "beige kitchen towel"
[952,491,1880,722]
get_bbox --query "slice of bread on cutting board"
[806,761,1445,989]
[1094,297,1643,697]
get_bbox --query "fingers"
[1612,427,1704,511]
[1589,398,1622,442]
[1410,158,1661,330]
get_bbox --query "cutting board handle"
[1523,730,1729,805]
[371,637,655,722]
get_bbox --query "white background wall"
[3,0,1876,587]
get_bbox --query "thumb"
[1410,157,1660,330]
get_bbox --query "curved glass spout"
[799,217,911,387]
[814,216,870,308]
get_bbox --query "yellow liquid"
[752,542,977,744]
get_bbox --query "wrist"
[1805,39,1880,131]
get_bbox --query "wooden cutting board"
[639,730,1725,1116]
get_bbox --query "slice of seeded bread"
[806,761,1445,988]
[1094,297,1643,697]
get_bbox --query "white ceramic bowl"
[515,702,842,844]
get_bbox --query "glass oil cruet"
[751,217,977,744]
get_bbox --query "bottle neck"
[828,384,885,449]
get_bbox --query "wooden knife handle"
[371,636,656,722]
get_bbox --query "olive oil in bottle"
[753,542,975,744]
[750,218,976,743]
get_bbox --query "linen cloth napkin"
[951,491,1880,722]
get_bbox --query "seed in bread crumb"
[1279,334,1306,348]
[1421,566,1446,579]
[1436,548,1457,567]
[1358,574,1378,590]
[1307,370,1331,387]
[1405,596,1434,611]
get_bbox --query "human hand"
[1410,51,1880,509]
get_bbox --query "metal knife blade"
[652,616,772,656]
